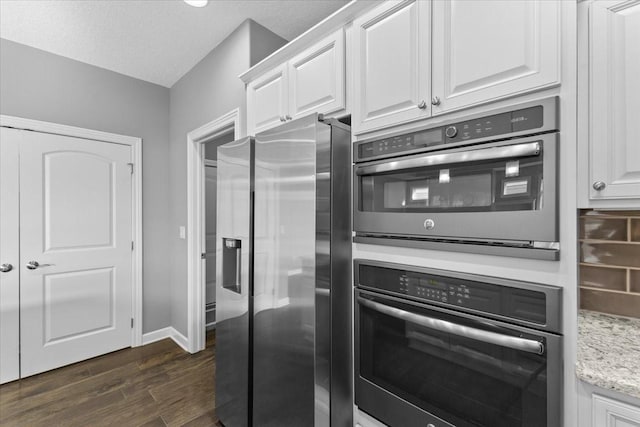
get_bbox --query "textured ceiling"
[0,0,350,87]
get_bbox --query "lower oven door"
[355,289,562,427]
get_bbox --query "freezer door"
[215,137,252,427]
[253,115,327,427]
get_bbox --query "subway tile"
[581,242,640,268]
[579,217,627,241]
[579,264,627,291]
[580,288,640,318]
[631,270,640,294]
[632,219,640,242]
[581,210,640,217]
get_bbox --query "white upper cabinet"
[588,0,640,203]
[246,29,346,136]
[353,0,431,134]
[247,64,288,136]
[431,0,560,114]
[288,29,345,120]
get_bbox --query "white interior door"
[0,128,21,384]
[18,130,133,378]
[205,164,217,316]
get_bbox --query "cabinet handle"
[285,115,292,121]
[279,116,286,122]
[592,181,606,191]
[417,100,427,109]
[0,263,13,273]
[431,96,441,106]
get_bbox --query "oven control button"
[423,219,435,230]
[445,126,458,138]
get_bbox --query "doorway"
[186,109,241,353]
[203,130,235,330]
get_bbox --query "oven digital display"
[419,278,448,291]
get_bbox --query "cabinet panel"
[288,29,345,119]
[589,1,640,202]
[593,394,640,427]
[247,64,287,135]
[432,0,560,114]
[353,0,430,134]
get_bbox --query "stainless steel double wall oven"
[354,260,563,427]
[353,97,560,260]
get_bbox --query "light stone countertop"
[576,310,640,399]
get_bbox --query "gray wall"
[168,19,286,336]
[0,38,172,333]
[0,18,286,338]
[250,18,290,70]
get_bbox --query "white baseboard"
[142,327,190,352]
[169,327,190,352]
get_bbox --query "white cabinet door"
[247,63,288,135]
[288,29,345,120]
[353,0,431,134]
[432,0,560,114]
[593,394,640,427]
[19,131,133,378]
[0,128,21,384]
[589,0,640,202]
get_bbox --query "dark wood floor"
[0,332,219,427]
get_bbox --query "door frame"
[186,108,241,353]
[0,115,144,347]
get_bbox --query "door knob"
[26,261,40,270]
[417,100,427,109]
[431,96,441,106]
[25,261,52,270]
[593,181,606,191]
[0,264,13,273]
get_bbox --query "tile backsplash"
[579,210,640,318]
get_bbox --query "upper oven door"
[353,134,558,243]
[354,289,562,427]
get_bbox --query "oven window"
[358,296,548,427]
[359,156,543,213]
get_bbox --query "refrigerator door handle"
[222,237,242,294]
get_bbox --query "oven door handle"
[357,296,545,355]
[355,141,541,176]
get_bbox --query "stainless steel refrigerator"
[215,114,352,427]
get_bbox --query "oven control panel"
[357,262,553,327]
[355,99,554,163]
